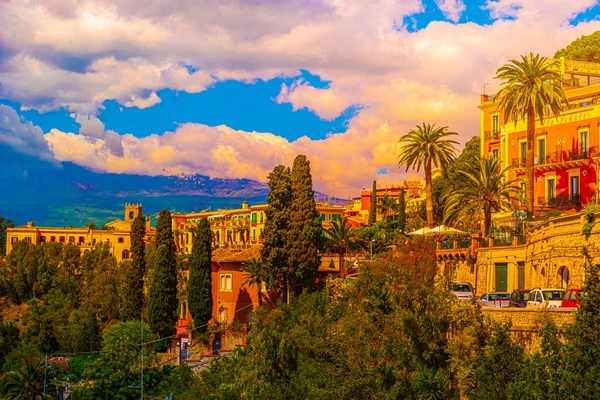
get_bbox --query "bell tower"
[125,202,142,223]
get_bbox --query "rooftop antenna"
[483,82,490,95]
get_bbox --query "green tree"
[71,306,102,353]
[37,318,59,355]
[120,213,146,321]
[368,180,377,226]
[0,215,15,256]
[148,210,179,338]
[399,123,458,228]
[0,359,55,399]
[288,155,323,290]
[555,30,600,62]
[148,245,179,338]
[81,245,119,324]
[242,258,265,306]
[260,165,292,294]
[444,155,522,236]
[187,218,213,332]
[398,188,406,233]
[324,217,357,273]
[495,53,568,218]
[0,317,20,370]
[377,195,397,221]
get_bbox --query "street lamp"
[370,239,376,261]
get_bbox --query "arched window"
[122,249,130,259]
[557,266,570,289]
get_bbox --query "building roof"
[212,245,262,263]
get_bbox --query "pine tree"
[398,187,406,233]
[81,308,102,352]
[148,210,178,338]
[38,318,59,355]
[120,213,146,321]
[287,155,322,291]
[368,180,377,226]
[260,165,292,294]
[187,218,213,333]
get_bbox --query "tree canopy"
[555,30,600,63]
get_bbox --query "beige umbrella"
[425,225,465,235]
[408,227,430,235]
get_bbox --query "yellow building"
[5,203,156,262]
[172,201,346,254]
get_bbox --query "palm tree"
[399,123,458,228]
[324,217,358,272]
[241,258,265,306]
[443,156,522,236]
[495,53,568,218]
[0,359,55,399]
[377,195,398,221]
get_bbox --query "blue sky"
[0,0,599,193]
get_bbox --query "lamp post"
[370,239,376,261]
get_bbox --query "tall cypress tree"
[187,218,213,333]
[368,180,377,226]
[148,210,178,338]
[121,213,145,321]
[38,318,59,354]
[260,165,292,294]
[398,188,406,233]
[287,155,322,290]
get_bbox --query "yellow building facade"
[5,203,156,262]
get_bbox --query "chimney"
[27,221,34,227]
[242,201,249,209]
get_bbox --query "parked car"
[509,288,530,308]
[478,292,511,307]
[527,288,565,309]
[562,288,583,308]
[451,282,474,301]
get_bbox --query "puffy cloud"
[0,105,56,164]
[275,80,353,120]
[2,0,600,193]
[435,0,466,22]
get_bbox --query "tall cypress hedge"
[187,218,213,332]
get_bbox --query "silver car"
[527,288,565,309]
[452,282,474,301]
[478,292,510,307]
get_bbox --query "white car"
[526,288,565,309]
[451,282,474,302]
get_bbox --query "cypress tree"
[260,165,292,294]
[121,213,145,321]
[287,155,322,290]
[187,218,213,333]
[368,180,377,226]
[398,188,407,233]
[148,210,178,338]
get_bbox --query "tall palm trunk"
[425,160,434,228]
[483,211,492,237]
[526,103,535,219]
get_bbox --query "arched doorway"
[557,266,570,289]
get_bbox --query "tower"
[125,202,142,223]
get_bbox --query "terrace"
[511,145,599,172]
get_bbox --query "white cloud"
[1,0,600,192]
[435,0,466,22]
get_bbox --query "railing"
[457,239,471,249]
[569,193,581,206]
[485,130,500,141]
[479,238,490,248]
[512,158,526,168]
[440,241,453,250]
[494,236,513,247]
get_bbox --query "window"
[68,236,75,243]
[50,236,56,242]
[92,238,97,245]
[40,236,46,243]
[219,274,233,291]
[520,141,527,163]
[251,212,257,224]
[538,138,546,164]
[25,237,32,244]
[492,115,499,134]
[79,236,85,243]
[11,236,18,244]
[122,249,130,259]
[321,213,326,221]
[118,237,124,243]
[59,236,66,243]
[259,212,264,224]
[547,178,556,200]
[492,149,499,159]
[580,131,589,156]
[253,229,256,241]
[571,175,580,199]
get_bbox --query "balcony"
[538,193,581,208]
[512,158,526,168]
[484,130,500,141]
[512,147,594,172]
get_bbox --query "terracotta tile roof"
[212,245,262,263]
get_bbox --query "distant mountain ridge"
[0,162,345,227]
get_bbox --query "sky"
[1,0,600,198]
